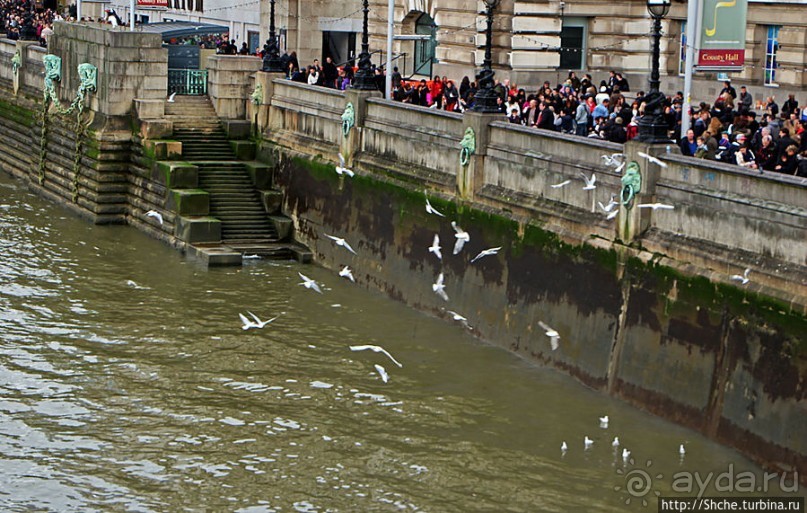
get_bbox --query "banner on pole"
[137,0,168,7]
[695,0,748,71]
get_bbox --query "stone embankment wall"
[255,78,807,480]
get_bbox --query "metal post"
[680,0,699,136]
[472,0,499,113]
[384,0,394,99]
[130,0,135,31]
[352,0,376,90]
[262,0,282,72]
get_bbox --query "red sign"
[137,0,168,6]
[697,49,745,68]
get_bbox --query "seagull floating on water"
[428,234,442,261]
[637,151,669,168]
[537,321,560,351]
[561,441,568,453]
[679,444,686,456]
[584,436,594,449]
[730,268,751,285]
[425,196,445,217]
[166,92,176,103]
[622,448,631,462]
[599,415,609,428]
[374,364,389,383]
[336,153,355,177]
[580,172,597,191]
[550,179,571,189]
[243,254,261,260]
[637,203,674,211]
[324,234,358,255]
[349,344,403,368]
[339,266,355,282]
[433,272,449,302]
[470,246,502,263]
[612,437,620,448]
[145,210,163,225]
[451,221,470,255]
[298,272,323,294]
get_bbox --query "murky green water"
[0,172,800,512]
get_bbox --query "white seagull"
[470,246,502,263]
[324,234,358,255]
[598,195,618,213]
[601,153,625,168]
[599,415,609,428]
[446,310,471,328]
[425,197,445,217]
[145,210,163,225]
[550,179,571,189]
[238,312,257,330]
[537,321,560,351]
[374,364,389,383]
[240,311,279,330]
[638,151,669,168]
[451,221,470,255]
[561,441,568,453]
[730,268,751,285]
[580,172,597,191]
[339,266,355,282]
[622,448,631,462]
[350,344,403,368]
[432,272,449,302]
[336,153,355,177]
[612,437,620,448]
[606,209,619,220]
[298,272,323,294]
[428,234,442,261]
[584,436,594,449]
[679,444,686,456]
[637,203,674,211]
[166,92,176,103]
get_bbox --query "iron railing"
[167,69,208,95]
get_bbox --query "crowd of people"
[1,0,59,46]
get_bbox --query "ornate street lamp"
[472,0,500,113]
[351,0,376,90]
[261,0,282,72]
[636,0,672,143]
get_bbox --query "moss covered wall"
[271,148,807,482]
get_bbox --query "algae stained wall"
[270,150,807,481]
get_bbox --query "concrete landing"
[188,242,313,267]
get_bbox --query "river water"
[0,171,800,512]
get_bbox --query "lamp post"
[636,0,672,143]
[352,0,376,90]
[472,0,499,113]
[261,0,282,72]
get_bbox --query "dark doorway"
[322,31,356,67]
[559,25,584,70]
[413,12,437,77]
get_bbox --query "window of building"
[678,21,686,76]
[559,18,587,70]
[764,25,780,86]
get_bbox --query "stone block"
[230,140,256,161]
[174,216,221,244]
[167,189,210,216]
[154,162,198,189]
[190,245,243,266]
[223,120,252,139]
[144,140,182,160]
[139,119,173,139]
[261,190,283,214]
[134,99,165,120]
[269,215,292,240]
[245,161,272,189]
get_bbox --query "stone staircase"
[161,96,308,264]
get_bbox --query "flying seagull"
[374,364,389,383]
[238,313,256,330]
[239,311,279,330]
[470,247,502,263]
[679,444,686,456]
[606,210,619,220]
[561,441,568,453]
[598,195,618,213]
[637,203,674,211]
[336,153,355,177]
[339,266,355,282]
[580,172,597,190]
[601,153,624,168]
[425,196,445,217]
[145,210,163,225]
[537,321,560,351]
[350,344,403,368]
[298,272,323,294]
[432,272,449,302]
[324,234,358,255]
[167,92,176,103]
[599,415,609,428]
[451,221,470,255]
[428,234,442,261]
[550,179,571,189]
[446,310,471,329]
[730,268,751,285]
[637,151,668,168]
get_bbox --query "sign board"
[695,0,748,71]
[137,0,168,7]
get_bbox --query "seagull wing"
[338,153,345,168]
[453,236,467,255]
[377,347,403,368]
[324,234,339,242]
[436,272,445,287]
[373,364,389,383]
[606,210,619,220]
[238,313,253,329]
[435,287,449,302]
[550,336,559,351]
[342,240,357,255]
